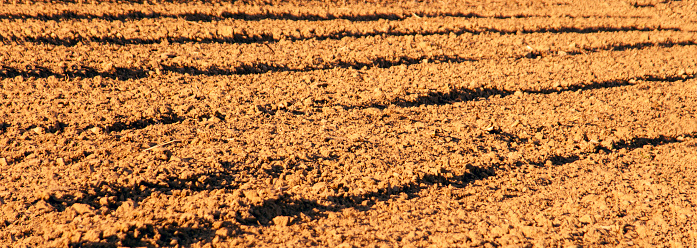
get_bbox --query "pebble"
[71,203,95,215]
[579,214,596,224]
[32,126,45,135]
[312,182,327,193]
[215,228,231,237]
[273,216,293,226]
[336,243,353,248]
[56,158,65,166]
[89,126,103,135]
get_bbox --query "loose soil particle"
[1,0,697,247]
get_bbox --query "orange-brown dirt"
[1,0,697,247]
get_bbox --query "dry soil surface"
[1,0,697,247]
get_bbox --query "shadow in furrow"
[0,25,681,46]
[0,54,477,79]
[61,129,695,247]
[105,114,184,133]
[245,131,697,227]
[3,38,696,80]
[0,10,553,22]
[378,73,695,108]
[244,166,494,226]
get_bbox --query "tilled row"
[1,30,695,80]
[1,44,694,139]
[0,16,689,46]
[0,1,661,22]
[2,68,694,247]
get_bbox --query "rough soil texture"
[1,0,697,247]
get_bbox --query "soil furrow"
[381,73,695,108]
[2,34,695,79]
[1,24,684,46]
[0,9,555,22]
[2,1,697,247]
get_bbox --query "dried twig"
[264,43,275,54]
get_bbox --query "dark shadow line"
[368,73,695,108]
[589,40,697,52]
[0,9,655,22]
[630,2,655,8]
[545,132,697,166]
[0,25,681,46]
[612,133,697,151]
[70,215,220,248]
[3,37,696,80]
[105,114,184,133]
[0,65,147,80]
[0,122,9,133]
[0,54,477,79]
[0,10,552,22]
[245,165,495,225]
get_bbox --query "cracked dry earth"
[1,0,697,247]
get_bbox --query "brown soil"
[1,0,697,247]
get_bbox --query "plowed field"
[1,0,697,247]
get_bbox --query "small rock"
[116,200,136,213]
[0,158,7,166]
[336,243,353,248]
[573,131,587,142]
[582,228,605,243]
[160,52,176,60]
[373,87,385,99]
[218,26,234,36]
[99,196,115,206]
[56,158,65,166]
[153,148,172,161]
[242,190,262,202]
[312,182,327,193]
[364,107,381,116]
[32,126,45,135]
[579,214,596,224]
[535,214,553,228]
[519,226,541,238]
[101,62,115,73]
[514,90,523,96]
[34,200,55,213]
[490,225,510,238]
[252,104,266,114]
[468,231,484,245]
[635,224,651,237]
[510,120,520,128]
[89,126,103,135]
[273,216,293,226]
[71,203,95,215]
[215,228,231,237]
[83,230,102,242]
